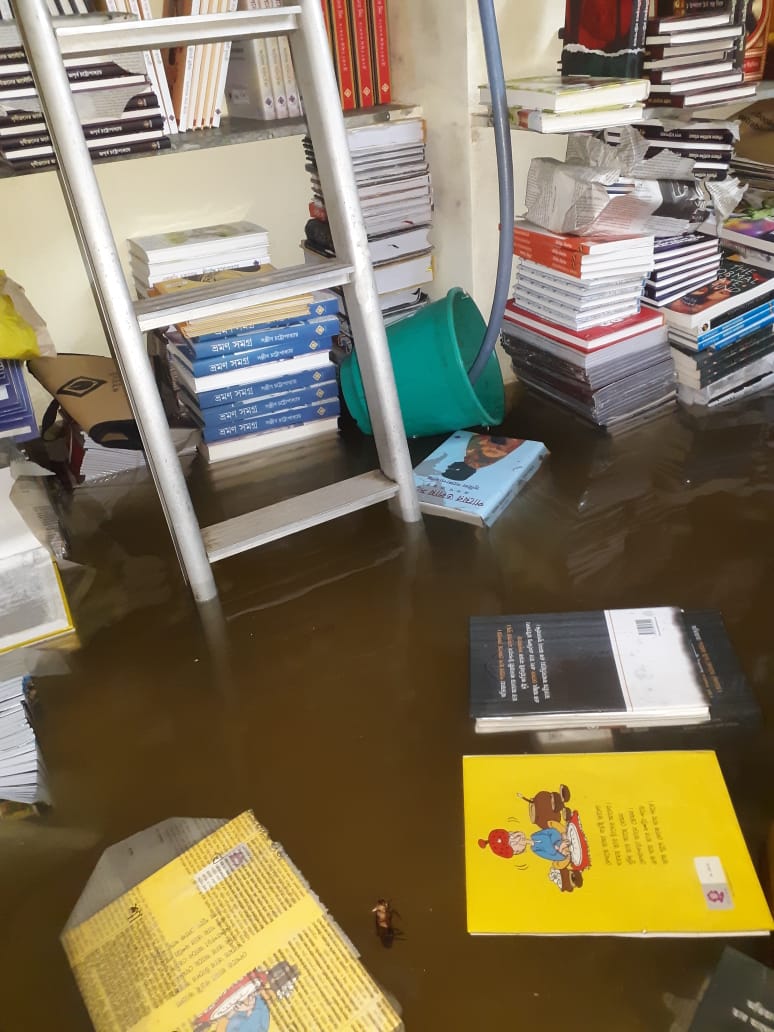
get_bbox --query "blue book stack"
[164,292,342,463]
[0,360,36,443]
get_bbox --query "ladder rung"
[55,9,302,58]
[135,260,353,332]
[203,471,399,563]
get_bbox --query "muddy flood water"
[1,385,773,1030]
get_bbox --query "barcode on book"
[636,617,658,636]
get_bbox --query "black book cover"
[676,321,774,366]
[639,123,736,143]
[681,610,760,725]
[469,611,629,719]
[689,948,774,1030]
[3,115,165,151]
[560,0,649,77]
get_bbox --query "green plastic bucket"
[339,288,505,438]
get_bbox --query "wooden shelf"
[0,103,421,180]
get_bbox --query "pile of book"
[0,669,48,808]
[479,75,651,135]
[604,117,738,181]
[138,220,341,463]
[302,116,433,346]
[643,232,722,308]
[322,0,391,111]
[643,7,756,111]
[0,359,36,443]
[0,8,172,173]
[225,0,301,121]
[501,221,676,430]
[657,248,774,407]
[129,218,270,296]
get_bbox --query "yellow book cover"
[463,751,774,937]
[62,811,403,1031]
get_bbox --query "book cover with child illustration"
[463,751,774,936]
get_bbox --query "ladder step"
[203,471,399,563]
[135,259,353,332]
[55,9,301,58]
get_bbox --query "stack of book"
[644,8,756,110]
[0,9,171,173]
[652,250,774,407]
[321,0,392,111]
[154,281,341,464]
[160,0,242,132]
[0,359,36,443]
[479,75,651,134]
[642,232,722,308]
[0,670,48,808]
[604,117,738,180]
[225,0,302,121]
[128,219,271,296]
[719,200,774,271]
[303,116,433,343]
[501,222,676,430]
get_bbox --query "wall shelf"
[0,103,422,180]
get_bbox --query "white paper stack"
[0,673,48,806]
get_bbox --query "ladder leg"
[289,0,421,524]
[14,1,218,602]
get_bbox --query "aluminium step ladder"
[13,0,421,603]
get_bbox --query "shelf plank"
[55,9,301,57]
[135,259,353,332]
[203,470,399,562]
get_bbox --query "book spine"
[256,0,288,118]
[3,115,166,150]
[513,245,585,277]
[202,400,340,442]
[183,316,339,361]
[655,0,728,11]
[211,0,238,127]
[368,0,390,103]
[743,0,772,79]
[271,0,302,116]
[188,298,339,343]
[329,0,357,109]
[201,383,339,425]
[513,227,583,257]
[182,329,336,374]
[349,0,374,107]
[0,61,140,90]
[695,304,774,350]
[226,1,276,119]
[194,364,336,408]
[135,0,179,133]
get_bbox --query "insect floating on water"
[372,898,402,948]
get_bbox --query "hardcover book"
[468,607,759,733]
[412,431,548,527]
[658,252,774,332]
[481,75,650,113]
[689,947,774,1030]
[463,750,774,936]
[560,0,649,77]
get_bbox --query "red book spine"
[513,227,585,257]
[329,0,357,109]
[743,0,773,81]
[513,242,585,277]
[350,0,375,107]
[369,0,391,104]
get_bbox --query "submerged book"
[412,431,548,527]
[463,751,774,936]
[689,947,774,1030]
[469,606,757,733]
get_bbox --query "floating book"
[688,947,774,1030]
[463,750,774,936]
[413,431,548,527]
[468,606,760,733]
[62,812,404,1030]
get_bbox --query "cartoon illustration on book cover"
[478,783,591,893]
[193,962,300,1032]
[432,434,525,481]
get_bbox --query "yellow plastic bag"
[0,270,55,361]
[0,293,39,361]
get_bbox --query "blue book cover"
[413,431,549,526]
[194,382,340,427]
[177,314,340,363]
[202,399,340,443]
[172,327,336,377]
[0,360,36,441]
[187,292,340,343]
[697,302,774,350]
[190,359,336,410]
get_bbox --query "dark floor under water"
[1,385,774,1031]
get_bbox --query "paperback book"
[464,750,774,936]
